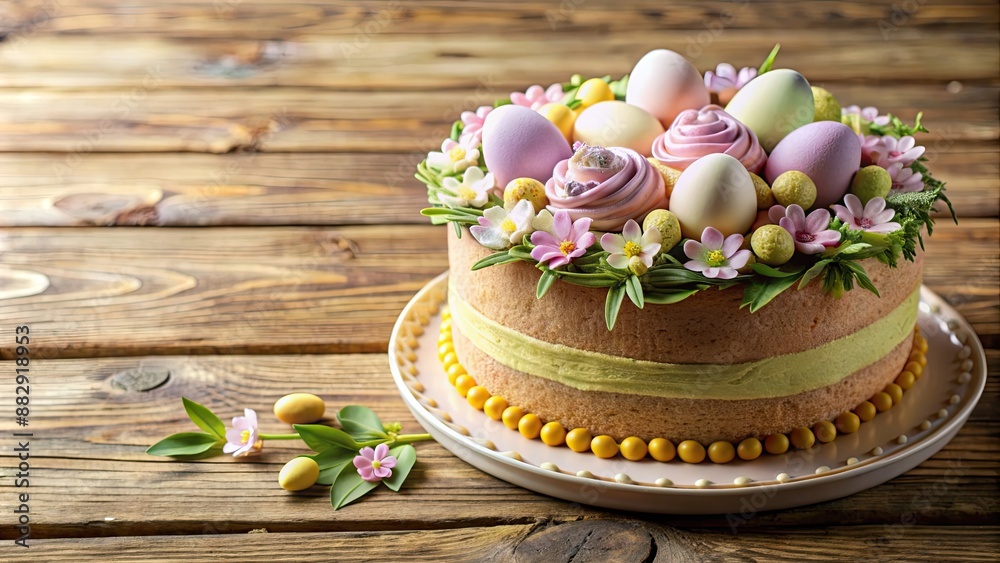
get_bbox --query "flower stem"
[392,433,434,445]
[259,433,301,441]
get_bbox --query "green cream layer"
[448,285,919,400]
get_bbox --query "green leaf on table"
[604,283,626,331]
[307,449,357,486]
[331,460,379,510]
[181,397,226,440]
[382,445,417,492]
[146,432,223,457]
[624,275,644,309]
[337,406,389,442]
[536,269,558,299]
[294,424,360,453]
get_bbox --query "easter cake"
[416,46,952,464]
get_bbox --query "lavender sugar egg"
[482,105,574,188]
[765,121,862,208]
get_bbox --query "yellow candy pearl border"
[439,310,929,464]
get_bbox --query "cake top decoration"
[417,44,955,330]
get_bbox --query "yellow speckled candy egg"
[273,393,326,425]
[278,457,320,491]
[536,102,577,142]
[503,177,549,212]
[572,101,664,157]
[669,153,757,238]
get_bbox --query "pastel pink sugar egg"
[482,105,573,188]
[764,121,862,208]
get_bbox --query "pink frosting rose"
[545,144,667,232]
[651,105,766,173]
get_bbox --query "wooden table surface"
[0,1,997,560]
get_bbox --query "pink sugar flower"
[885,162,924,194]
[600,219,661,271]
[683,227,750,280]
[842,105,890,127]
[510,83,564,111]
[530,209,596,269]
[223,408,263,457]
[832,194,901,234]
[353,443,397,482]
[778,205,842,255]
[704,63,757,105]
[859,134,882,166]
[871,135,925,167]
[767,204,787,225]
[459,105,492,148]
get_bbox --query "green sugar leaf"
[337,406,389,442]
[294,424,360,454]
[181,397,226,440]
[146,432,222,457]
[331,462,379,510]
[382,445,417,492]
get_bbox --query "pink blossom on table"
[529,209,596,269]
[354,443,397,482]
[704,63,757,105]
[223,408,263,457]
[842,105,890,126]
[859,134,882,166]
[778,205,842,255]
[831,194,901,234]
[870,135,925,167]
[885,162,924,194]
[459,105,493,147]
[600,219,661,270]
[510,84,564,111]
[682,227,750,280]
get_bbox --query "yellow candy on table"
[536,102,577,143]
[503,177,549,213]
[466,386,491,410]
[764,433,789,455]
[854,401,877,421]
[737,437,762,460]
[895,371,916,390]
[905,362,924,378]
[566,428,593,453]
[446,363,466,385]
[540,421,567,446]
[575,78,615,108]
[620,436,648,461]
[648,438,676,462]
[501,406,525,430]
[676,440,706,463]
[455,374,476,397]
[273,393,326,425]
[590,435,619,459]
[441,352,458,369]
[871,391,893,412]
[518,413,542,439]
[278,457,320,492]
[789,427,815,449]
[835,411,861,434]
[813,420,837,443]
[707,441,736,464]
[437,342,454,361]
[483,396,508,421]
[884,382,904,405]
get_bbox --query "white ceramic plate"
[390,272,987,514]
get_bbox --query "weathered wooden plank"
[0,30,997,90]
[0,354,994,540]
[0,83,993,153]
[24,525,1000,561]
[0,147,991,227]
[4,0,998,40]
[0,221,994,359]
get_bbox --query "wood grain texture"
[0,30,998,90]
[24,525,1000,562]
[0,354,995,540]
[0,83,994,153]
[0,148,992,227]
[0,221,994,360]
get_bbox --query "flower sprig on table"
[147,397,433,510]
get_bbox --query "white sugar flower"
[439,167,494,209]
[427,139,481,175]
[470,200,536,250]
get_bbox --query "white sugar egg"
[626,49,710,128]
[669,153,757,238]
[572,101,665,156]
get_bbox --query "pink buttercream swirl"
[651,105,766,173]
[545,144,667,232]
